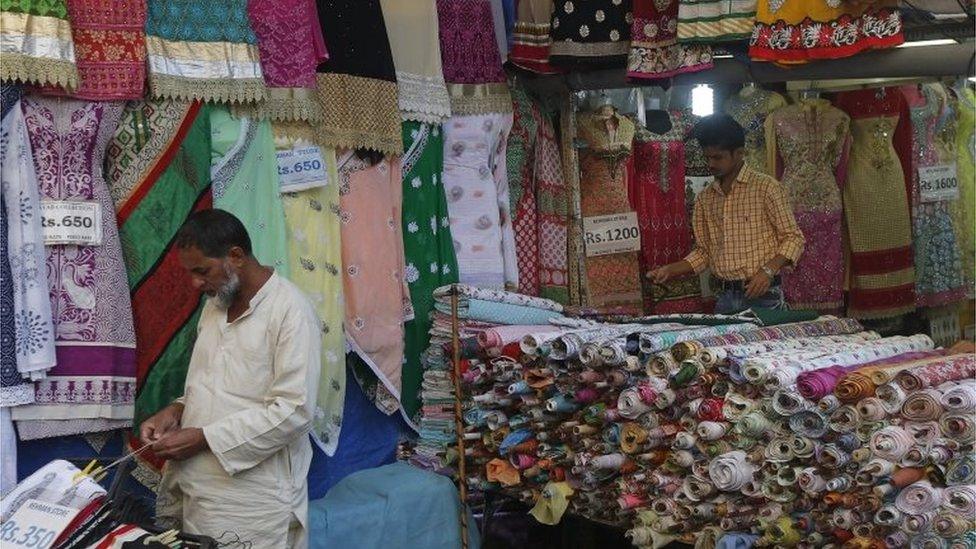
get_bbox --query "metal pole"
[450,285,469,549]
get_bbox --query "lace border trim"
[232,87,322,122]
[0,54,78,89]
[149,74,267,104]
[396,71,452,123]
[315,73,403,156]
[448,82,514,116]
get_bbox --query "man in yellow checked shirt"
[649,114,805,314]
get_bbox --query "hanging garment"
[576,110,642,312]
[278,141,346,456]
[1,193,32,406]
[443,113,518,290]
[749,0,903,65]
[244,0,328,122]
[380,0,452,123]
[836,87,916,319]
[535,108,570,304]
[144,0,265,103]
[902,83,967,308]
[437,0,512,116]
[510,0,559,74]
[64,0,147,100]
[723,87,786,176]
[953,85,975,295]
[507,87,541,296]
[548,0,632,68]
[339,152,410,414]
[766,98,850,311]
[1,103,56,405]
[209,108,290,278]
[315,0,402,156]
[627,0,712,80]
[0,0,78,88]
[677,0,756,43]
[629,110,701,313]
[103,99,211,474]
[13,98,135,435]
[400,122,459,419]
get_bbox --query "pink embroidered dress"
[13,98,136,438]
[627,0,713,80]
[766,98,850,311]
[437,0,512,116]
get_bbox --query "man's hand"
[745,269,772,299]
[648,264,675,284]
[152,427,208,461]
[140,403,184,446]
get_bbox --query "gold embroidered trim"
[148,74,267,104]
[315,73,403,156]
[550,40,630,58]
[145,35,261,63]
[447,82,513,115]
[232,87,321,122]
[271,120,320,145]
[0,53,77,88]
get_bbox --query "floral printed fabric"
[400,122,459,419]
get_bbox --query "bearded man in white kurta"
[140,209,321,549]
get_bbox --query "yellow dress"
[275,132,347,456]
[954,86,975,295]
[749,0,904,65]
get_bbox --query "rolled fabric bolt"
[486,411,509,430]
[652,496,677,515]
[682,475,717,502]
[617,493,646,510]
[942,485,976,516]
[790,410,829,439]
[777,466,802,486]
[617,388,653,419]
[797,365,849,400]
[855,458,894,485]
[819,394,842,414]
[900,445,932,468]
[722,393,758,420]
[672,450,695,468]
[874,505,903,526]
[817,444,851,469]
[573,387,600,404]
[672,431,697,450]
[708,450,755,492]
[903,511,936,534]
[773,389,811,416]
[894,353,976,391]
[875,382,908,415]
[577,369,604,384]
[902,388,945,422]
[589,453,627,470]
[855,397,887,421]
[766,437,796,462]
[905,421,941,445]
[835,372,876,403]
[835,433,861,452]
[694,503,717,521]
[934,513,971,538]
[941,381,976,412]
[869,425,914,461]
[829,405,861,433]
[896,480,943,514]
[826,476,852,492]
[545,394,579,414]
[508,380,532,395]
[798,467,827,494]
[940,413,975,442]
[697,421,729,441]
[885,531,909,548]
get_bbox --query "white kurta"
[156,272,321,549]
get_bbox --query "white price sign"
[919,163,959,202]
[686,176,713,196]
[40,201,102,246]
[0,499,80,549]
[276,146,329,193]
[583,212,641,257]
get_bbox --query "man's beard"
[212,263,241,310]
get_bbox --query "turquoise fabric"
[309,462,480,549]
[435,298,564,325]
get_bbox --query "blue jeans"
[715,284,785,315]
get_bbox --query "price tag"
[276,146,329,193]
[1,499,80,549]
[583,212,641,257]
[685,176,713,196]
[40,201,102,246]
[919,163,959,202]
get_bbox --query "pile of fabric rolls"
[408,295,976,548]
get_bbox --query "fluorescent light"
[897,39,957,48]
[692,84,714,117]
[713,53,734,59]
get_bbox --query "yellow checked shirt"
[684,164,805,281]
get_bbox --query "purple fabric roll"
[797,365,851,400]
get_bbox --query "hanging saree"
[0,0,78,88]
[209,108,290,279]
[277,135,346,456]
[400,122,459,419]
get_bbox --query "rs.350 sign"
[582,212,641,257]
[40,201,102,246]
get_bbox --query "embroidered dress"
[105,99,212,477]
[510,0,560,74]
[627,0,713,80]
[278,139,346,456]
[576,110,642,312]
[903,83,966,308]
[677,0,756,43]
[1,104,56,403]
[444,113,518,290]
[724,86,786,176]
[315,0,403,156]
[535,109,570,304]
[209,108,290,279]
[13,98,136,434]
[438,0,512,116]
[400,122,459,419]
[65,0,147,100]
[380,0,452,123]
[749,0,903,65]
[144,0,265,104]
[2,194,34,407]
[507,87,541,296]
[0,0,78,88]
[836,88,915,319]
[549,0,632,68]
[339,153,410,414]
[953,85,975,295]
[766,98,850,311]
[629,111,701,313]
[244,0,327,122]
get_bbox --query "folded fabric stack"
[425,306,976,548]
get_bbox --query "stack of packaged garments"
[420,303,976,548]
